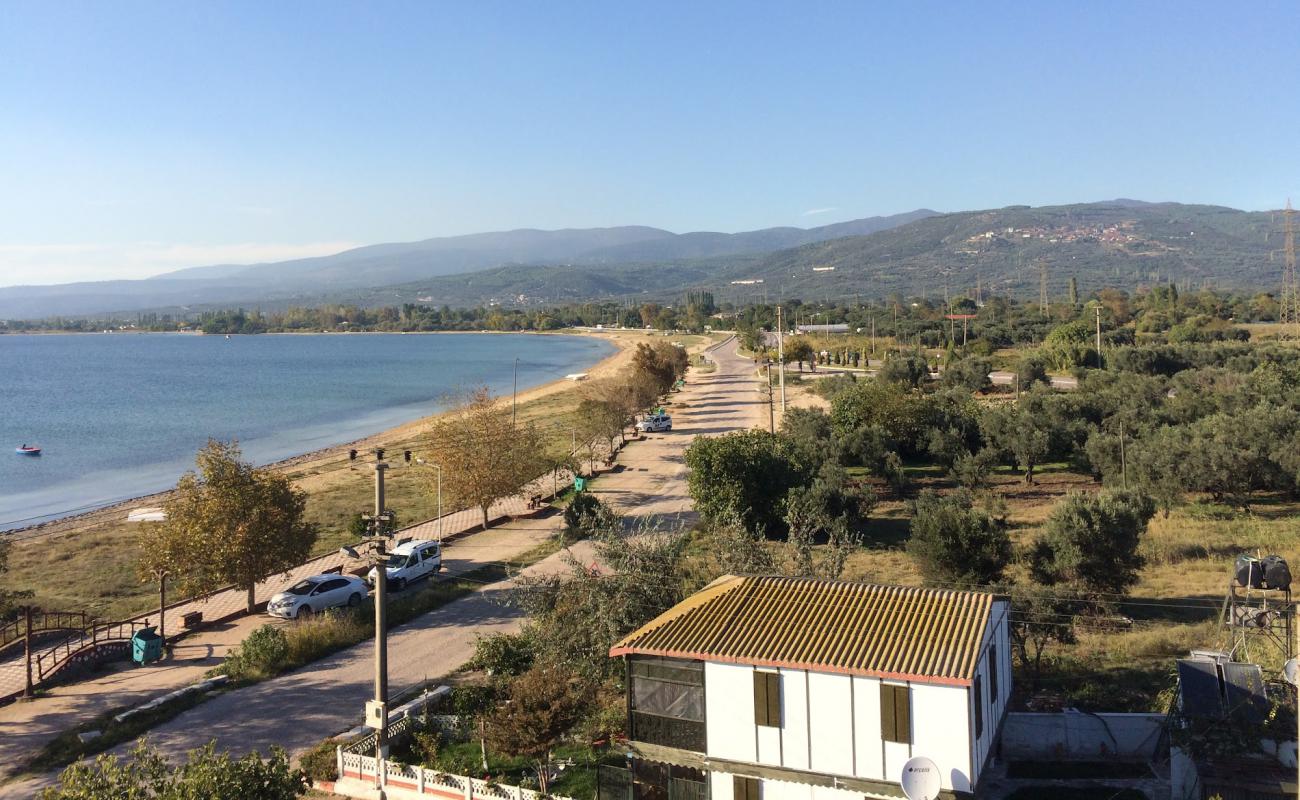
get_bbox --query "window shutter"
[734,776,760,800]
[765,673,781,728]
[973,675,984,738]
[880,684,896,741]
[753,672,768,726]
[896,686,911,744]
[989,644,998,699]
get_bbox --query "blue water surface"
[0,332,612,528]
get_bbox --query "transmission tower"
[1278,199,1299,325]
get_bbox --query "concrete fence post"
[417,765,425,794]
[335,745,343,781]
[465,778,473,800]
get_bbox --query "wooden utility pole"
[776,306,786,413]
[1119,420,1128,490]
[370,449,392,770]
[1094,305,1102,366]
[766,362,775,433]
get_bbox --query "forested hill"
[323,201,1289,309]
[731,201,1283,302]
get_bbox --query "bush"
[906,489,1011,588]
[684,430,811,536]
[563,493,617,541]
[285,610,369,667]
[1030,489,1156,597]
[469,633,536,680]
[222,624,289,680]
[299,740,339,783]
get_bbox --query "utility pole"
[776,306,786,413]
[1094,305,1102,366]
[23,605,32,699]
[1039,261,1049,317]
[1119,420,1128,490]
[766,361,775,433]
[368,449,393,781]
[871,316,876,355]
[512,357,519,429]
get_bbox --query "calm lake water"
[0,332,613,529]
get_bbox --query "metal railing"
[34,619,149,680]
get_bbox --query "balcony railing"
[630,711,706,752]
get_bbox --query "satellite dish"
[1284,658,1298,687]
[900,756,941,800]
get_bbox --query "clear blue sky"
[1,1,1296,285]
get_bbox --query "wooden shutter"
[989,644,998,699]
[753,672,780,727]
[734,776,760,800]
[973,675,984,738]
[881,684,911,744]
[765,673,781,727]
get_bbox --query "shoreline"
[5,329,632,539]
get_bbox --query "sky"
[1,1,1297,287]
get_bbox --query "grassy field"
[4,329,722,620]
[829,437,1300,712]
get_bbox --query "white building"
[604,575,1011,800]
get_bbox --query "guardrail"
[334,754,576,800]
[0,610,93,650]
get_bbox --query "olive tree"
[142,440,318,614]
[1030,489,1156,597]
[906,489,1011,589]
[684,430,811,536]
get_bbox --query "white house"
[604,575,1011,800]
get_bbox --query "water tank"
[1236,555,1264,589]
[1262,555,1291,591]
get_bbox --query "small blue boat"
[15,445,41,456]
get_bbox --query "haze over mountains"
[0,201,1288,319]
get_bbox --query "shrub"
[906,489,1011,588]
[563,493,617,541]
[223,624,289,680]
[1030,489,1156,597]
[684,430,811,536]
[284,610,369,667]
[298,740,339,783]
[469,633,536,680]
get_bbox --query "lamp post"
[150,568,170,643]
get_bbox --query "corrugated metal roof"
[610,575,997,686]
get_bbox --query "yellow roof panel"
[610,575,995,686]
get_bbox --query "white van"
[367,539,442,591]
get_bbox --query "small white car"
[367,539,442,592]
[267,574,369,619]
[636,413,673,433]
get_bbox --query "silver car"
[266,574,369,619]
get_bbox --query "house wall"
[968,600,1012,785]
[703,663,979,792]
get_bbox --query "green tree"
[143,440,317,613]
[1015,352,1051,388]
[42,740,305,800]
[1030,489,1156,597]
[426,387,546,529]
[684,430,811,536]
[980,400,1050,484]
[879,350,929,388]
[485,665,590,794]
[906,489,1011,588]
[940,356,992,393]
[786,339,815,372]
[1010,582,1080,691]
[1044,321,1097,370]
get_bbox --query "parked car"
[266,574,368,619]
[367,539,442,591]
[636,413,673,433]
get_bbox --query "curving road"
[0,336,762,798]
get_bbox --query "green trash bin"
[574,476,587,493]
[132,626,163,665]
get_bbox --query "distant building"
[795,323,850,335]
[602,575,1011,800]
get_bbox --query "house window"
[988,643,998,699]
[752,671,781,727]
[880,683,911,744]
[734,776,760,800]
[973,675,984,739]
[628,657,705,751]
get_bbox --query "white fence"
[333,752,576,800]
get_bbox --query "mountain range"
[0,201,1289,319]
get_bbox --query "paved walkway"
[0,336,761,798]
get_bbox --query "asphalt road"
[0,335,763,798]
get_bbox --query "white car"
[367,539,442,592]
[636,413,673,433]
[267,574,368,619]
